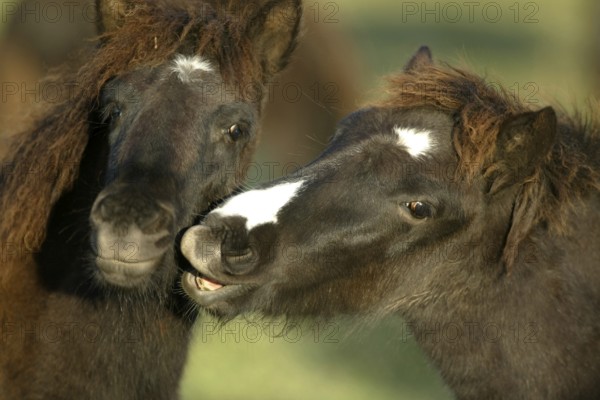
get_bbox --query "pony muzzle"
[180,225,248,307]
[89,189,176,287]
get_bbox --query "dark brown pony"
[0,0,359,165]
[180,47,600,399]
[0,0,300,398]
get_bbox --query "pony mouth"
[95,256,162,287]
[181,270,245,307]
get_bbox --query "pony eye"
[226,124,245,141]
[110,107,122,122]
[103,104,122,124]
[404,201,432,219]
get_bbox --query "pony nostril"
[98,201,111,219]
[222,248,255,264]
[90,193,125,226]
[90,195,111,225]
[138,210,174,234]
[217,226,259,274]
[221,246,258,275]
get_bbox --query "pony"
[0,0,301,398]
[0,0,359,165]
[180,47,600,399]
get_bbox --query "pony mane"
[378,63,600,267]
[0,0,268,255]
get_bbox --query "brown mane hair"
[0,0,272,256]
[378,63,600,269]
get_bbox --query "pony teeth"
[195,275,223,291]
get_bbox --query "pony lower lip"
[95,256,160,277]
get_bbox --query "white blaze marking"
[394,126,434,158]
[213,181,305,230]
[171,54,213,83]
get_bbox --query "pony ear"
[246,0,302,77]
[487,107,557,194]
[96,0,129,33]
[404,46,433,73]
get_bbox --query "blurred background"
[0,0,598,399]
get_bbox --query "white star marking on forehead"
[212,180,305,231]
[171,54,213,83]
[394,126,434,158]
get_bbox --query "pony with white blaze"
[180,47,600,400]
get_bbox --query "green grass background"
[1,1,597,399]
